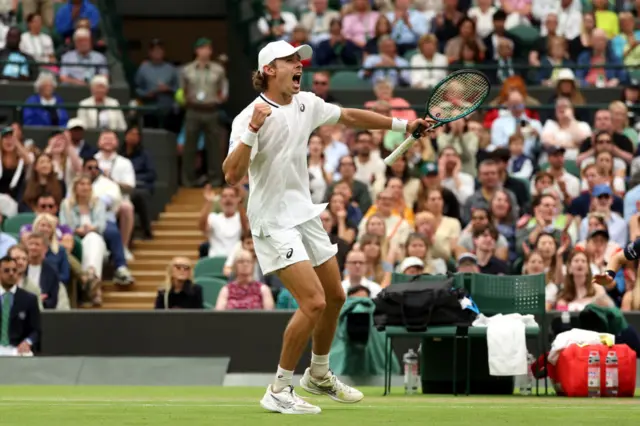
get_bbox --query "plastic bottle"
[588,350,601,397]
[605,351,619,397]
[518,353,534,395]
[596,74,606,88]
[403,349,419,395]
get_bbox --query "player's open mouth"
[292,73,301,88]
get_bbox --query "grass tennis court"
[0,386,638,425]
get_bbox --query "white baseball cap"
[399,257,425,273]
[257,40,312,74]
[67,118,86,130]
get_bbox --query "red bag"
[550,344,636,397]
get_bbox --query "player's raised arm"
[337,108,434,135]
[593,237,640,288]
[223,103,272,185]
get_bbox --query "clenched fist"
[250,103,272,130]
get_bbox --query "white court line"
[0,400,636,411]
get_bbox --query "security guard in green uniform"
[180,37,228,187]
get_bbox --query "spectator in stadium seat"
[358,191,412,251]
[300,0,340,45]
[517,193,563,253]
[257,0,298,42]
[30,214,70,285]
[467,0,497,39]
[384,0,428,55]
[20,13,55,66]
[325,156,372,211]
[437,147,474,206]
[537,36,576,86]
[490,148,529,211]
[542,0,581,41]
[60,28,108,86]
[506,133,533,180]
[65,118,96,161]
[0,27,36,82]
[591,0,618,39]
[0,217,17,257]
[290,25,312,68]
[483,75,540,129]
[450,39,484,71]
[119,126,156,239]
[578,109,634,159]
[341,0,379,49]
[576,213,621,260]
[328,192,358,245]
[359,36,410,87]
[541,97,592,163]
[7,245,42,309]
[0,255,41,354]
[23,73,69,127]
[0,126,33,218]
[489,189,517,262]
[319,209,349,273]
[19,153,65,213]
[371,155,420,209]
[314,18,361,67]
[199,185,246,258]
[456,253,480,274]
[420,187,460,261]
[529,13,560,69]
[94,131,136,252]
[578,129,631,176]
[41,130,78,194]
[580,150,625,197]
[568,163,623,218]
[490,90,542,158]
[472,224,509,275]
[332,181,364,225]
[154,256,203,310]
[609,101,639,147]
[463,159,519,225]
[308,134,330,205]
[215,250,274,311]
[410,34,448,89]
[444,17,486,63]
[342,250,382,298]
[555,250,613,311]
[393,232,447,274]
[25,232,59,310]
[369,176,414,225]
[578,184,627,247]
[77,75,126,131]
[611,12,640,66]
[576,29,626,88]
[536,147,580,204]
[431,0,463,49]
[55,0,100,39]
[487,37,525,85]
[482,9,518,61]
[456,207,509,261]
[352,130,385,190]
[437,119,478,177]
[364,15,392,56]
[415,162,461,222]
[358,233,392,287]
[364,79,416,122]
[310,71,336,103]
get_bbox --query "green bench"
[382,273,547,396]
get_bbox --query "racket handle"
[384,134,417,166]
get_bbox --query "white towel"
[473,313,538,376]
[548,328,615,364]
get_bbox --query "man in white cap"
[223,40,432,414]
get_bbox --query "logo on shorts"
[286,248,293,259]
[300,104,305,112]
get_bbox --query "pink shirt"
[341,11,379,46]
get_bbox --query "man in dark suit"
[25,232,59,310]
[0,256,41,354]
[487,37,528,85]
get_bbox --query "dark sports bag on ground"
[373,274,476,332]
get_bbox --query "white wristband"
[391,117,408,133]
[241,129,257,147]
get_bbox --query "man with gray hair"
[359,36,410,87]
[59,27,108,85]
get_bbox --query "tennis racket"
[383,69,491,166]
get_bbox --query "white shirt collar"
[0,285,17,296]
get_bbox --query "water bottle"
[518,353,534,395]
[605,351,619,397]
[403,348,419,395]
[588,350,601,397]
[596,74,606,88]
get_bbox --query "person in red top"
[215,250,274,310]
[482,75,540,129]
[290,26,312,68]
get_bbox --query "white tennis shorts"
[252,216,338,275]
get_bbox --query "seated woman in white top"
[555,250,614,312]
[20,13,55,65]
[77,75,127,131]
[540,97,591,163]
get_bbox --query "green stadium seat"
[196,276,228,309]
[403,49,417,61]
[330,71,372,90]
[72,235,83,260]
[194,256,227,279]
[2,213,36,233]
[507,25,540,48]
[540,160,580,178]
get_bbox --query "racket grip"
[384,135,417,166]
[411,124,424,140]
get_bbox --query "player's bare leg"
[299,256,364,403]
[259,260,324,414]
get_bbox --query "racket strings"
[427,72,490,122]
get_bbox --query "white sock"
[310,353,330,378]
[272,365,294,393]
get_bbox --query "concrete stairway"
[99,188,204,310]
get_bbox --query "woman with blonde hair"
[59,174,108,306]
[393,233,447,275]
[359,233,392,287]
[215,250,274,311]
[155,257,203,309]
[522,250,558,311]
[609,100,639,147]
[44,129,82,189]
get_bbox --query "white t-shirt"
[207,212,242,258]
[308,163,327,204]
[20,32,54,63]
[341,277,382,298]
[27,264,42,286]
[228,92,342,236]
[467,7,496,38]
[94,152,136,201]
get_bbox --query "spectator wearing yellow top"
[592,0,619,39]
[611,12,640,67]
[364,176,414,226]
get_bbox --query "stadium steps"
[98,188,205,310]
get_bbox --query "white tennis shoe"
[299,368,364,403]
[259,385,321,414]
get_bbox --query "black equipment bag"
[373,274,476,332]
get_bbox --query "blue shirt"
[624,184,640,223]
[490,114,543,157]
[385,10,429,45]
[0,233,17,258]
[359,55,411,87]
[1,52,30,79]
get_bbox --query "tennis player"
[223,40,432,415]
